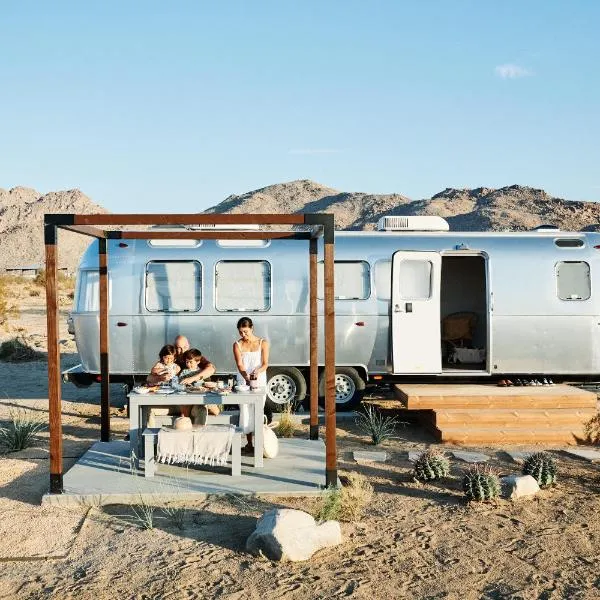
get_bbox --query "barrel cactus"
[413,449,450,482]
[522,451,557,487]
[462,464,501,501]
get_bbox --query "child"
[148,344,181,383]
[179,348,220,420]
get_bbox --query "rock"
[408,451,421,463]
[451,451,490,463]
[501,475,540,499]
[562,448,600,463]
[246,508,342,562]
[504,450,533,464]
[353,451,387,463]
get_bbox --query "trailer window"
[76,270,112,312]
[397,259,432,300]
[145,261,202,312]
[556,261,590,301]
[317,261,370,300]
[215,261,271,311]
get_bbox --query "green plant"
[0,409,47,451]
[413,448,450,482]
[462,464,501,501]
[130,495,155,530]
[161,502,186,530]
[522,451,557,487]
[0,337,45,362]
[355,404,399,445]
[316,485,343,521]
[274,405,296,438]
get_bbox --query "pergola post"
[44,220,63,493]
[309,237,319,440]
[99,238,110,442]
[322,216,337,487]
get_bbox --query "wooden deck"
[394,383,597,445]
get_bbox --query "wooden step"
[394,384,597,410]
[435,425,587,445]
[433,407,597,428]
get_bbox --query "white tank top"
[236,338,267,385]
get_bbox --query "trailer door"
[392,251,442,374]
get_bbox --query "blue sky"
[1,1,599,212]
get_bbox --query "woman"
[233,317,270,454]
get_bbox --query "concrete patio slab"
[562,448,600,463]
[42,438,331,507]
[451,451,490,463]
[353,451,387,463]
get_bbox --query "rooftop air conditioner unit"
[377,216,450,232]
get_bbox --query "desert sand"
[0,278,599,599]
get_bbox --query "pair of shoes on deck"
[515,378,555,387]
[497,379,513,387]
[241,444,255,456]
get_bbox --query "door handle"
[116,322,128,327]
[394,304,404,313]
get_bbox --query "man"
[147,334,215,385]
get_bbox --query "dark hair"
[182,348,202,362]
[237,317,254,329]
[159,344,176,360]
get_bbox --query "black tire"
[318,367,365,411]
[266,367,307,413]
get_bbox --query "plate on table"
[132,386,150,395]
[157,387,175,395]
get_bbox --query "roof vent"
[377,216,449,232]
[533,224,560,232]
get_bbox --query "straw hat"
[173,416,192,431]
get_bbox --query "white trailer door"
[392,251,442,374]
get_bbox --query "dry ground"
[0,278,599,599]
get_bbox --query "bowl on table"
[234,384,250,393]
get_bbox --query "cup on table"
[217,380,224,390]
[249,379,259,390]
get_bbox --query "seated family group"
[145,317,269,454]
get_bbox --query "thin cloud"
[495,64,533,79]
[288,148,341,155]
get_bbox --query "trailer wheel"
[266,367,307,412]
[318,367,365,411]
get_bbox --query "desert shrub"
[130,496,156,530]
[584,413,600,445]
[28,288,41,297]
[274,405,296,438]
[355,404,399,445]
[0,278,19,326]
[161,502,186,530]
[462,464,501,502]
[413,448,450,482]
[316,472,373,522]
[0,409,47,451]
[0,337,45,362]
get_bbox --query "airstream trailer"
[64,216,600,409]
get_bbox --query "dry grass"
[315,471,373,522]
[274,406,296,438]
[0,337,45,362]
[0,277,19,326]
[584,413,600,445]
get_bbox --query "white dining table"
[127,388,265,469]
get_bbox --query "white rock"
[353,451,387,463]
[408,451,421,463]
[501,475,540,500]
[562,448,600,463]
[451,451,490,463]
[246,508,342,562]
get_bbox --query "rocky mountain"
[2,181,600,272]
[0,187,107,272]
[206,180,600,232]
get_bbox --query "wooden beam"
[323,228,337,487]
[44,225,63,493]
[59,224,106,239]
[99,238,110,442]
[118,231,312,240]
[74,214,306,226]
[309,238,319,440]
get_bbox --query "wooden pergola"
[44,213,337,493]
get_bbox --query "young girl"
[233,317,270,453]
[148,344,181,383]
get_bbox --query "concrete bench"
[142,426,242,478]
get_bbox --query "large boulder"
[501,474,540,500]
[246,508,342,562]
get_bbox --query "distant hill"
[206,180,600,232]
[2,181,600,271]
[0,187,107,272]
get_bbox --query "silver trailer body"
[68,225,600,408]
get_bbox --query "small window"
[554,238,584,248]
[148,240,202,247]
[216,239,269,248]
[145,261,202,312]
[556,261,590,301]
[76,270,112,312]
[397,259,432,300]
[318,261,370,299]
[215,260,271,311]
